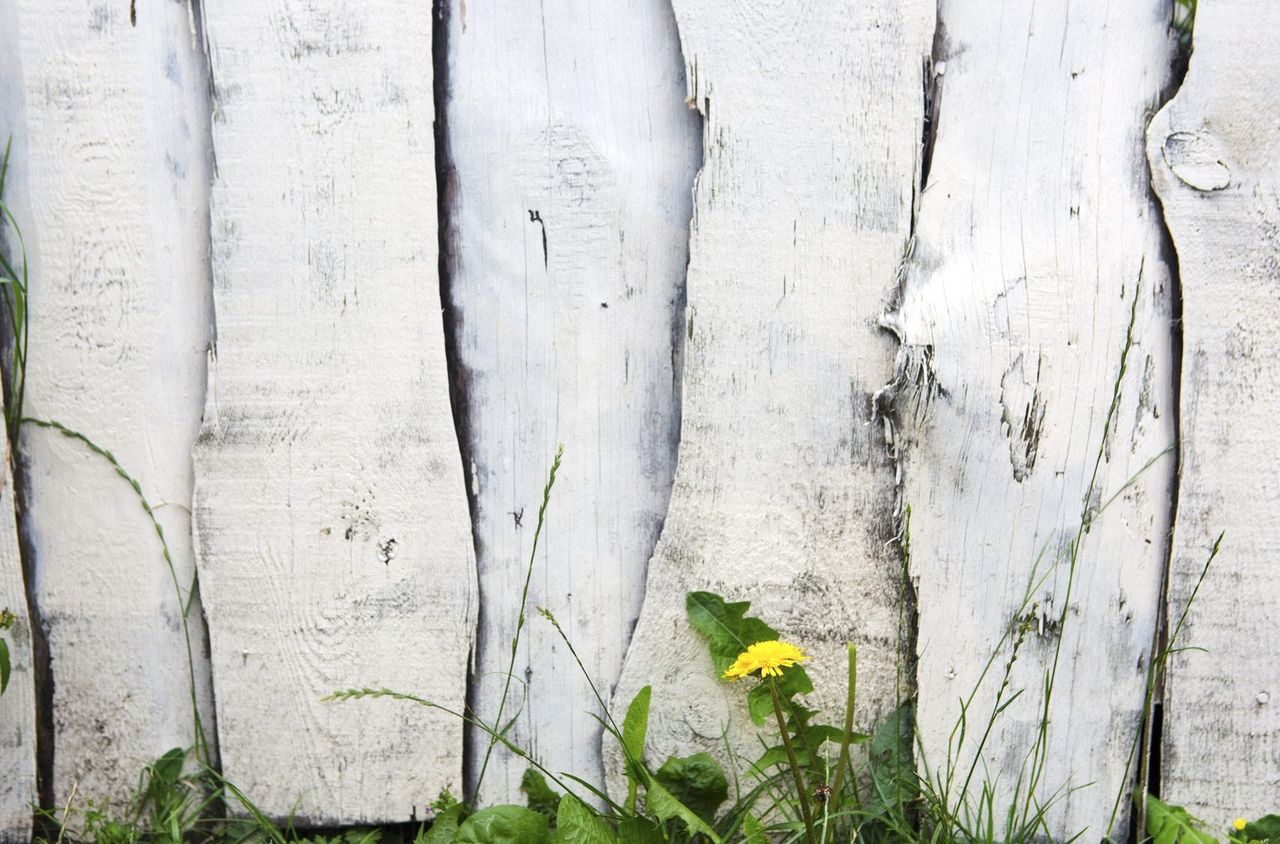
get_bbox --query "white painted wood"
[0,0,216,809]
[610,0,934,791]
[0,12,38,840]
[1148,0,1280,826]
[889,1,1177,835]
[439,0,700,804]
[195,0,475,823]
[0,412,35,842]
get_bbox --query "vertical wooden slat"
[0,0,215,808]
[612,0,934,783]
[1148,0,1280,826]
[892,0,1177,834]
[195,0,475,823]
[439,0,700,803]
[0,411,35,842]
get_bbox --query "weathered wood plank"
[611,0,934,788]
[195,0,475,823]
[1148,0,1280,826]
[0,0,215,808]
[889,1,1178,835]
[0,411,35,842]
[438,0,700,804]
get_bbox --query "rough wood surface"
[610,0,934,789]
[0,0,216,809]
[1148,0,1280,825]
[438,0,700,804]
[0,411,35,842]
[195,0,475,823]
[888,1,1177,835]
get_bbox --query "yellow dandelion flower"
[724,640,807,681]
[1234,818,1247,832]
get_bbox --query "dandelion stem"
[829,643,860,819]
[769,676,817,844]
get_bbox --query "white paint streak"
[0,0,216,809]
[196,0,475,824]
[611,0,933,791]
[1149,0,1280,825]
[440,0,700,804]
[893,0,1177,835]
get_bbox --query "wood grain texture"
[889,1,1178,835]
[0,413,35,842]
[1148,0,1280,825]
[195,0,475,823]
[610,0,934,790]
[0,0,216,808]
[438,0,700,804]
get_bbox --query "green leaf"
[615,817,663,844]
[520,769,560,821]
[1146,796,1219,844]
[555,794,617,844]
[864,702,918,821]
[653,752,728,824]
[742,815,768,842]
[0,636,9,696]
[455,806,549,844]
[685,592,780,675]
[643,778,722,843]
[1243,815,1280,842]
[620,686,651,813]
[422,803,466,844]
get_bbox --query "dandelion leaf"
[554,794,618,844]
[1146,796,1219,844]
[454,806,549,844]
[653,752,729,824]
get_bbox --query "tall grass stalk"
[473,444,563,799]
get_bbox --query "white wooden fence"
[0,0,1276,839]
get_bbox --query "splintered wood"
[613,0,933,791]
[891,0,1178,834]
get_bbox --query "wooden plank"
[0,0,216,808]
[890,1,1178,835]
[1148,0,1280,826]
[0,415,35,842]
[611,0,934,786]
[195,0,475,823]
[438,0,700,804]
[0,12,38,839]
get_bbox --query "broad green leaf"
[621,686,651,813]
[1146,796,1219,844]
[745,667,813,726]
[685,592,780,674]
[555,794,617,844]
[643,778,722,843]
[653,752,728,824]
[422,803,465,844]
[455,805,549,844]
[0,636,9,695]
[1243,815,1280,842]
[616,817,663,844]
[521,769,560,820]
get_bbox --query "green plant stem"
[768,676,817,844]
[474,444,563,799]
[23,417,210,766]
[828,643,859,818]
